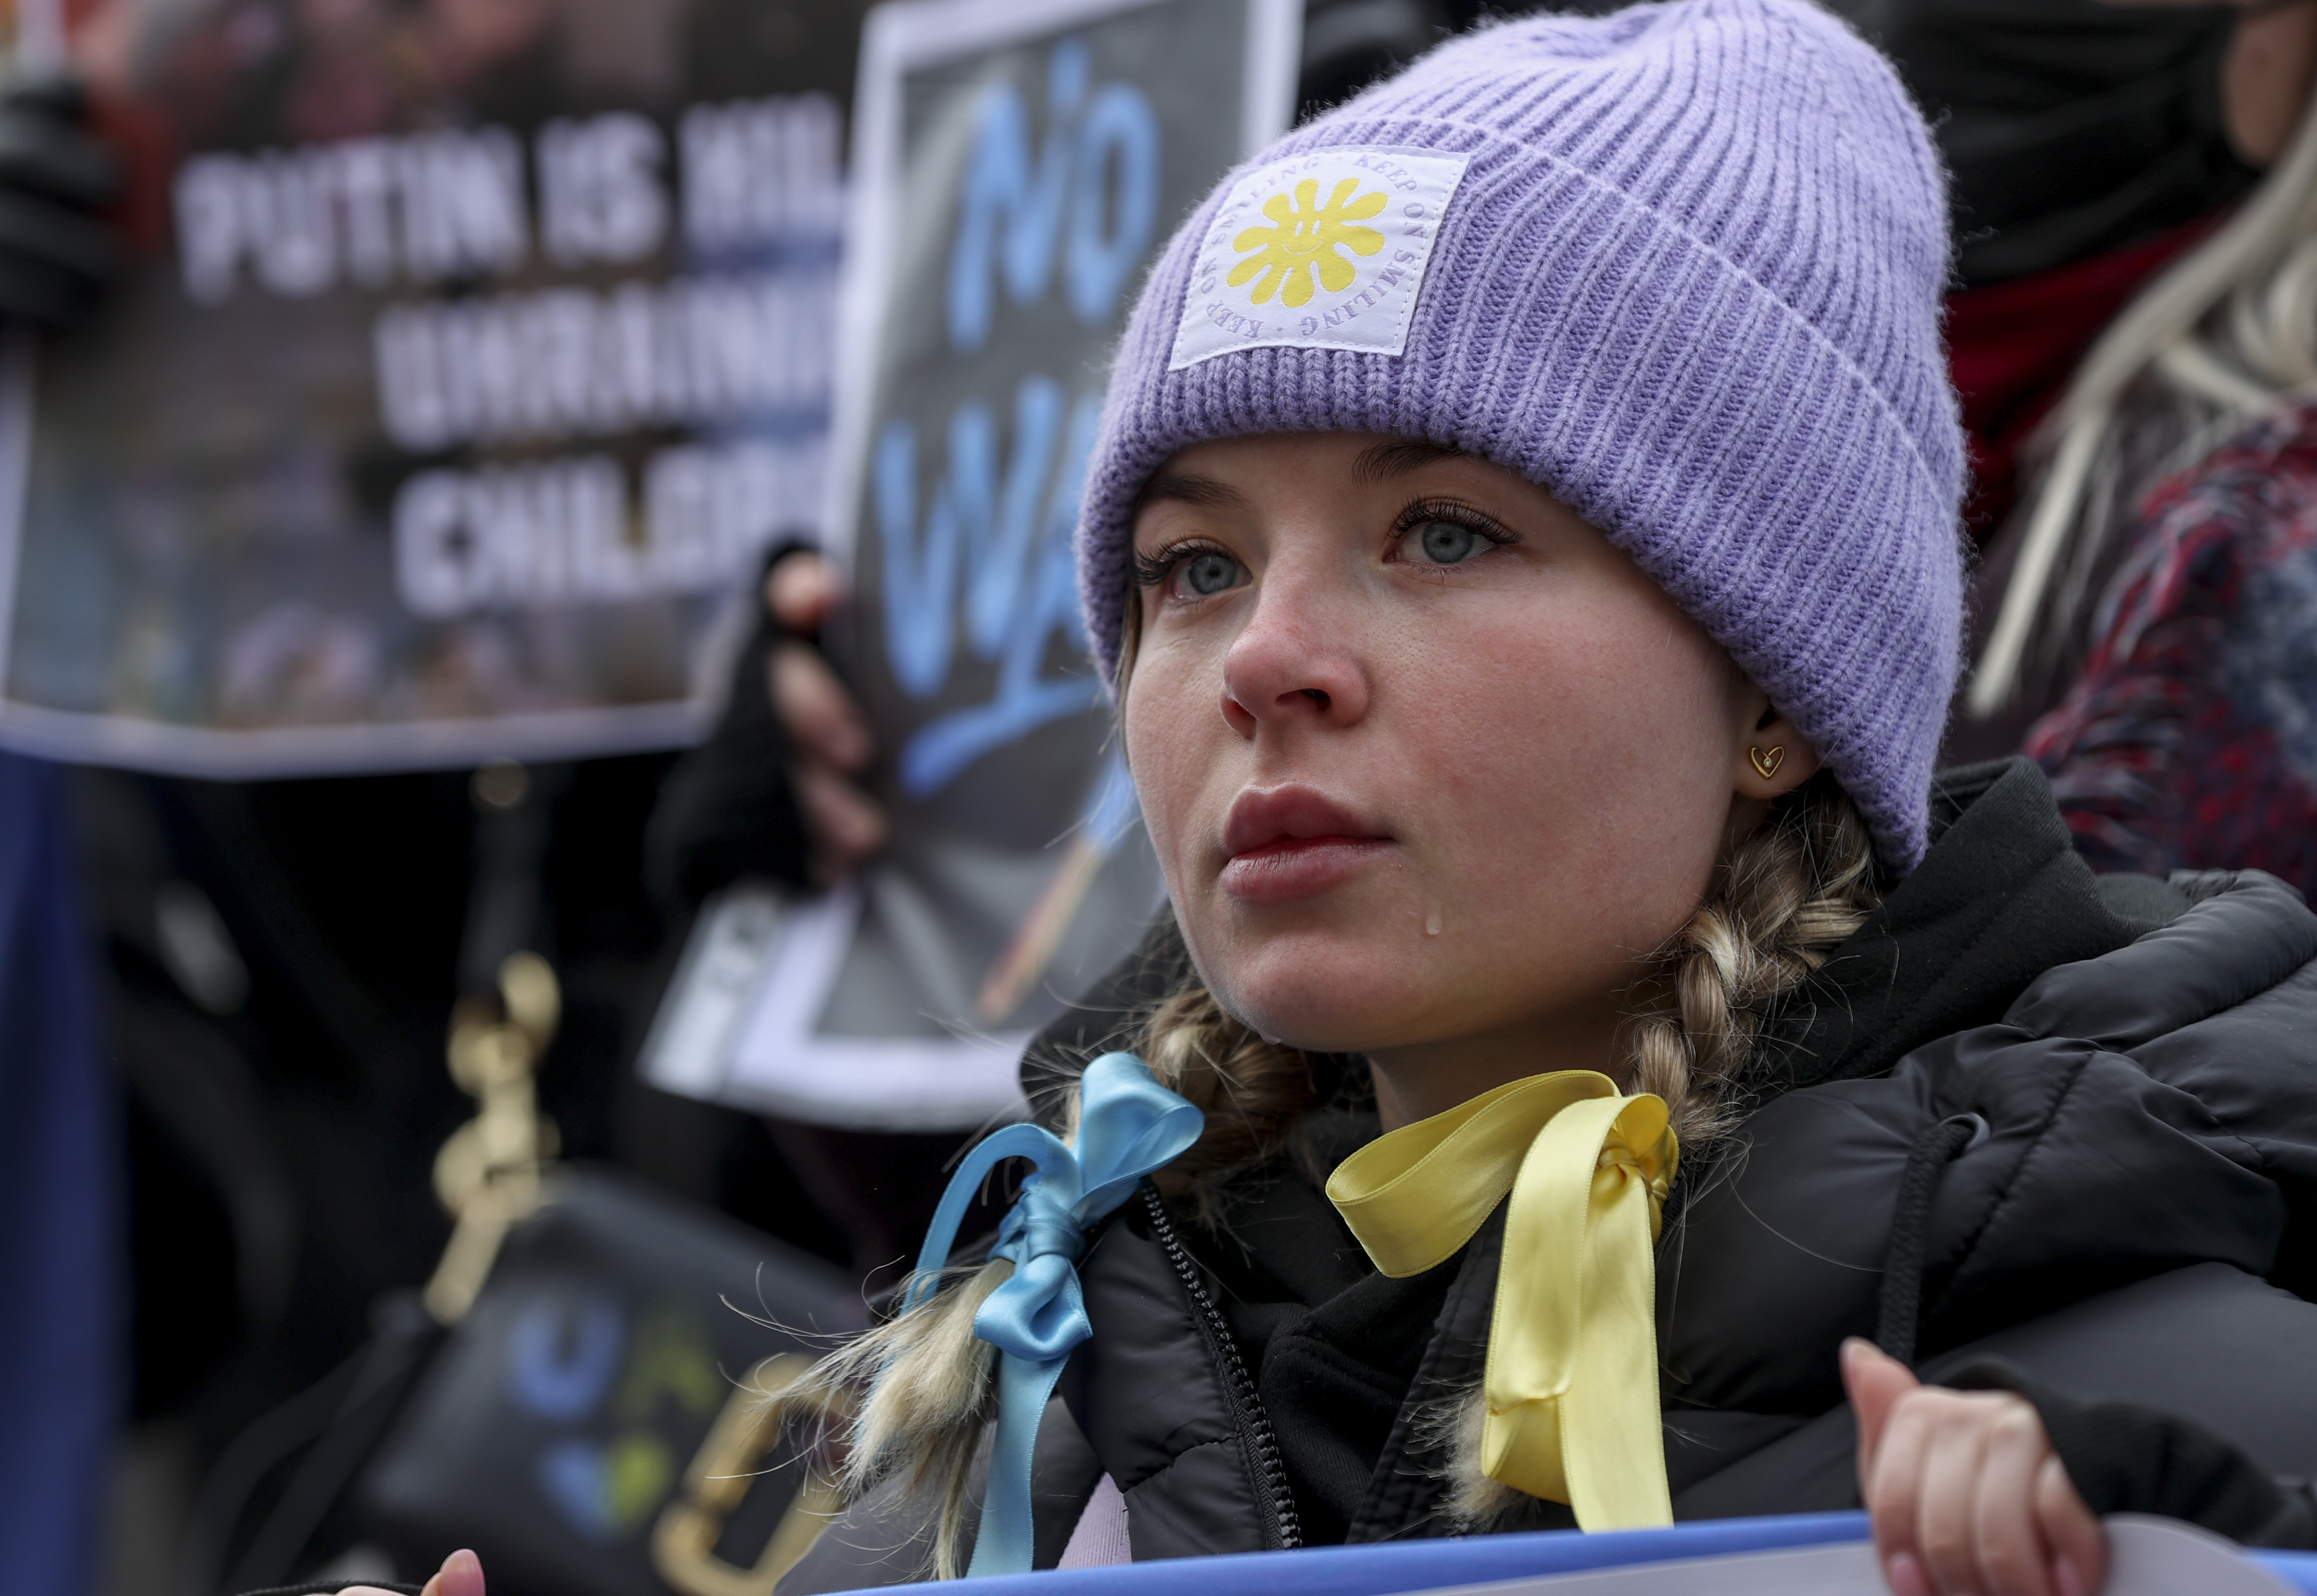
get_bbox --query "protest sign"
[641,0,1298,1129]
[847,1515,2317,1596]
[0,0,861,774]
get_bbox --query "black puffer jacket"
[783,760,2317,1588]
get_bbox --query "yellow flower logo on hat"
[1229,177,1388,308]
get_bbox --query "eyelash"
[1388,498,1516,562]
[1134,540,1223,590]
[1132,498,1518,592]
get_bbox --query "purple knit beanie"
[1076,0,1963,871]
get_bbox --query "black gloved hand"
[0,74,121,326]
[644,542,824,906]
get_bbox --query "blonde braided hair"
[1627,769,1881,1143]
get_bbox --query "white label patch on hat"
[1168,147,1470,371]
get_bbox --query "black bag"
[209,818,863,1596]
[355,1167,862,1596]
[214,1167,861,1596]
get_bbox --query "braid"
[1131,986,1341,1221]
[1627,771,1880,1144]
[761,1259,1005,1580]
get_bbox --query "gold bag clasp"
[652,1353,849,1596]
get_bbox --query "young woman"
[356,6,2317,1596]
[759,3,2317,1594]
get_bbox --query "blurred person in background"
[1804,3,2317,904]
[1956,0,2317,900]
[1847,0,2281,541]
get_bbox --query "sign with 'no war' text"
[642,0,1298,1129]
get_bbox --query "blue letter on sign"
[946,39,1157,350]
[874,382,1104,795]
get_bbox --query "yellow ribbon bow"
[1325,1071,1678,1530]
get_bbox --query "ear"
[1733,693,1823,802]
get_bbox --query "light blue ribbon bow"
[901,1052,1202,1576]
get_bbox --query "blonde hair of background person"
[1969,0,2317,716]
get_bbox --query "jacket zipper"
[1140,1182,1305,1550]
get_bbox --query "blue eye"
[1415,518,1484,564]
[1179,551,1244,596]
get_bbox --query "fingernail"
[2051,1556,2083,1596]
[1884,1550,1930,1596]
[444,1548,485,1596]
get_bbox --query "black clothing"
[1184,1109,1417,1546]
[1747,755,2183,1099]
[1514,0,2261,284]
[1953,1360,2317,1548]
[1820,0,2258,285]
[781,758,2317,1588]
[0,74,119,326]
[645,544,820,910]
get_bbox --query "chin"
[1196,933,1432,1056]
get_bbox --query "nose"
[1219,567,1371,739]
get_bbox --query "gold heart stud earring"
[1749,745,1786,780]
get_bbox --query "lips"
[1219,784,1392,904]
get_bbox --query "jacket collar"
[1752,757,2153,1099]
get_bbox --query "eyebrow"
[1352,438,1470,484]
[1135,439,1471,512]
[1135,473,1246,511]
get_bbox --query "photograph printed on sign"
[0,0,860,774]
[674,0,1297,1129]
